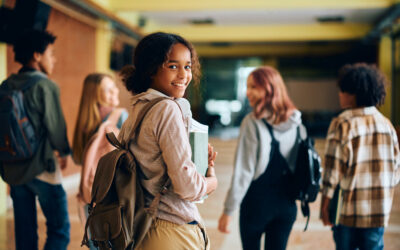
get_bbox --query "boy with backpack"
[0,29,71,250]
[320,63,400,250]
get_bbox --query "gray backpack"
[0,75,43,162]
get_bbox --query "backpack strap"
[126,97,171,217]
[261,119,278,144]
[296,126,301,140]
[296,124,308,142]
[128,97,168,142]
[105,97,168,149]
[146,177,171,219]
[103,97,170,203]
[105,132,124,150]
[301,201,311,231]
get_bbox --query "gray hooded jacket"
[223,110,305,215]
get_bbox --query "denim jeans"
[332,224,384,250]
[10,178,70,250]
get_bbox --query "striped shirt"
[322,107,400,228]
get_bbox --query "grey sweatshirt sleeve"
[223,115,259,215]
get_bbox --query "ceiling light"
[316,16,345,23]
[188,18,214,25]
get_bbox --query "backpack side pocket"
[88,204,127,249]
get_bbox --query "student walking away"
[218,66,305,250]
[320,63,400,250]
[72,73,128,249]
[0,30,71,250]
[117,32,218,250]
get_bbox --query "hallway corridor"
[1,138,400,249]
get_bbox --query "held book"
[189,119,208,203]
[328,185,343,225]
[189,119,208,176]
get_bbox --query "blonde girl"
[72,73,127,164]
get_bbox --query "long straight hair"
[72,73,111,164]
[250,66,296,124]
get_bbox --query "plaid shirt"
[322,107,400,228]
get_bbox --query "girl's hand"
[218,213,232,233]
[205,166,217,194]
[56,152,68,170]
[205,143,218,195]
[206,165,215,177]
[208,143,217,167]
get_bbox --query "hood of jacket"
[266,109,302,132]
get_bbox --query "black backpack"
[290,126,322,231]
[264,121,322,231]
[0,75,43,162]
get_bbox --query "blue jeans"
[332,225,384,250]
[10,178,70,250]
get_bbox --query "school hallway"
[1,136,400,250]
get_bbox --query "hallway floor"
[1,137,400,249]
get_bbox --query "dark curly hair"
[13,29,56,65]
[120,32,200,95]
[338,63,387,107]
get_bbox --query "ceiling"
[95,0,399,56]
[135,8,384,26]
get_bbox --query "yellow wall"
[0,43,7,215]
[95,20,112,73]
[379,36,393,120]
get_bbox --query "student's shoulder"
[239,113,260,134]
[241,112,258,126]
[326,114,353,141]
[329,110,353,127]
[141,99,184,130]
[152,98,182,114]
[33,74,59,93]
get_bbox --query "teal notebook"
[189,119,208,203]
[189,119,208,176]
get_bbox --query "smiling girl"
[119,32,218,250]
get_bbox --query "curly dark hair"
[338,63,387,107]
[120,32,200,95]
[13,29,56,65]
